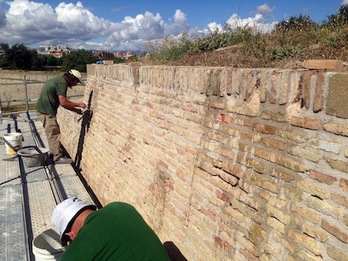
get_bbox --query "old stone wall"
[58,64,348,260]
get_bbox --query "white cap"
[69,69,82,82]
[51,197,96,242]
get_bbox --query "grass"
[144,18,348,70]
[1,103,36,114]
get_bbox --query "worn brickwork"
[59,64,348,261]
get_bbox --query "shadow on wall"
[75,91,94,170]
[163,241,188,261]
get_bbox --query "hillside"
[142,12,348,72]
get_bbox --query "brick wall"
[58,64,348,260]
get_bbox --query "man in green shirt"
[36,70,86,164]
[51,197,170,260]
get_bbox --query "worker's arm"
[59,95,87,114]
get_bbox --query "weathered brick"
[272,232,297,253]
[327,244,348,261]
[288,146,321,163]
[297,179,330,199]
[226,97,260,117]
[252,123,276,134]
[296,250,323,261]
[323,122,348,137]
[283,187,304,202]
[331,192,348,208]
[309,138,340,154]
[262,138,286,152]
[288,229,321,255]
[326,73,348,118]
[322,219,348,243]
[225,67,233,95]
[267,217,285,233]
[265,204,291,225]
[259,69,270,102]
[301,223,328,243]
[240,249,259,261]
[261,109,288,122]
[301,71,315,109]
[344,214,348,227]
[275,154,306,172]
[236,233,258,257]
[303,60,343,71]
[269,70,280,104]
[291,203,321,224]
[290,116,321,130]
[339,178,348,191]
[213,235,230,252]
[242,69,260,102]
[259,190,287,208]
[270,167,298,182]
[313,72,325,112]
[279,70,291,105]
[231,69,242,95]
[325,157,348,173]
[249,174,278,194]
[309,170,337,185]
[307,196,343,219]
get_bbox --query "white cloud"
[0,0,278,51]
[164,9,189,36]
[105,11,165,50]
[257,4,274,14]
[206,22,223,33]
[225,13,277,33]
[343,0,348,5]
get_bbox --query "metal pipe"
[24,75,29,113]
[0,96,2,124]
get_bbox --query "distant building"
[114,51,135,60]
[36,45,71,58]
[92,50,114,59]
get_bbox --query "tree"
[326,4,348,26]
[275,15,318,32]
[60,49,98,72]
[0,43,10,67]
[29,49,43,70]
[6,44,33,70]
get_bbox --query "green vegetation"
[60,50,99,72]
[0,45,101,72]
[146,6,348,69]
[1,103,36,114]
[0,46,130,73]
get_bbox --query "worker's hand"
[80,103,87,109]
[77,109,84,115]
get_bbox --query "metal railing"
[0,74,84,123]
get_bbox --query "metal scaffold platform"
[0,111,97,261]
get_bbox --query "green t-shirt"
[61,202,170,261]
[36,75,68,116]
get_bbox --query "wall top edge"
[88,63,348,75]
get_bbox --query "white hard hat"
[51,197,96,243]
[69,69,82,82]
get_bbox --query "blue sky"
[0,0,346,51]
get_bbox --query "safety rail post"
[0,95,2,124]
[24,75,29,113]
